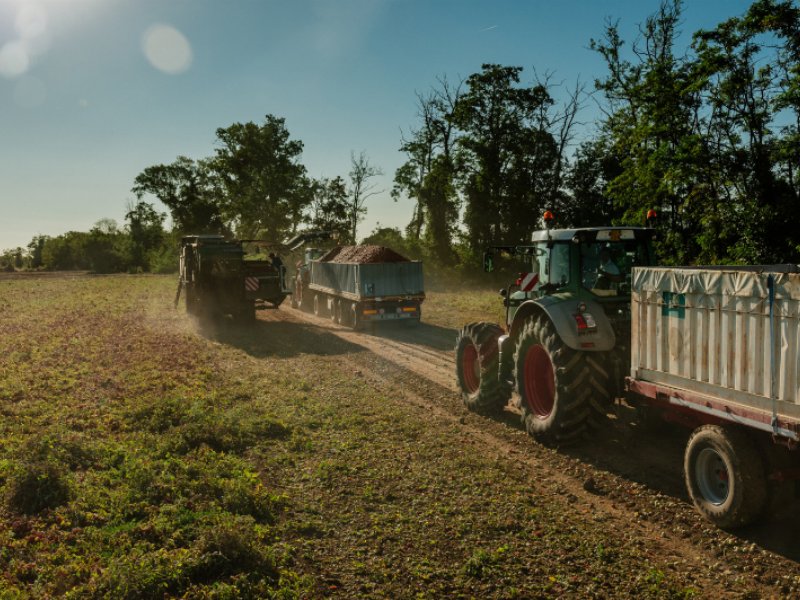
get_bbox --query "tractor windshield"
[580,240,649,296]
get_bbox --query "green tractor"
[176,235,290,322]
[456,215,657,444]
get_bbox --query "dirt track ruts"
[254,302,800,591]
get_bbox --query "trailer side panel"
[630,267,800,423]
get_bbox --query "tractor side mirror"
[483,251,495,273]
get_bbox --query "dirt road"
[245,303,800,595]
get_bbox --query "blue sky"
[0,0,754,251]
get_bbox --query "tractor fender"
[509,296,616,352]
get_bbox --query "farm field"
[1,273,799,598]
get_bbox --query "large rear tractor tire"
[684,425,768,529]
[455,322,511,415]
[514,315,607,445]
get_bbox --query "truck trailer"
[626,265,800,528]
[293,245,425,329]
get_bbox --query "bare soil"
[253,303,800,597]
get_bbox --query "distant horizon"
[0,0,754,251]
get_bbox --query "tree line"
[5,0,799,273]
[395,0,800,266]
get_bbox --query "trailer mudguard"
[509,296,616,352]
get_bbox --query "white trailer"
[627,265,800,528]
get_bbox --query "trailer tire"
[350,303,362,330]
[514,315,605,445]
[684,425,768,529]
[332,299,341,324]
[339,301,353,327]
[455,322,511,415]
[313,294,324,317]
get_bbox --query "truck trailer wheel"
[350,303,362,330]
[514,315,605,445]
[313,294,325,317]
[684,425,768,529]
[455,322,511,415]
[331,299,341,324]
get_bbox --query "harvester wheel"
[185,283,199,315]
[514,315,606,445]
[236,302,256,323]
[684,425,768,529]
[455,322,511,415]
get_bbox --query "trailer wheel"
[331,299,341,324]
[313,294,324,317]
[514,315,606,445]
[684,425,768,529]
[350,303,362,330]
[338,301,353,327]
[455,322,511,415]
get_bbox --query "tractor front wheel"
[455,322,511,415]
[514,315,607,445]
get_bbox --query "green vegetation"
[0,273,763,597]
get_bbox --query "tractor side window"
[534,244,547,278]
[548,243,570,287]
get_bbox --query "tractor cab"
[484,224,656,329]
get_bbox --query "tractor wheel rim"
[462,344,480,393]
[695,447,729,505]
[523,344,555,418]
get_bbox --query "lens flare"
[142,24,192,75]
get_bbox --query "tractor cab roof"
[531,227,655,243]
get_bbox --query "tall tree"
[394,77,462,264]
[591,0,710,264]
[308,176,351,240]
[212,115,312,241]
[132,156,224,234]
[347,151,383,243]
[693,0,800,262]
[450,64,568,249]
[125,201,165,270]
